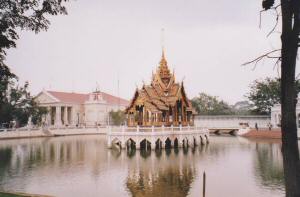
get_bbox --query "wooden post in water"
[203,171,206,197]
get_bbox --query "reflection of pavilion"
[124,149,202,197]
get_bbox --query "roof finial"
[96,82,100,92]
[161,28,165,60]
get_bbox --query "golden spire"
[161,28,165,52]
[160,28,167,64]
[151,29,174,88]
[160,48,167,66]
[162,48,166,61]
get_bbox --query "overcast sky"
[6,0,298,104]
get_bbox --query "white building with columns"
[271,104,282,128]
[35,90,129,126]
[271,98,300,129]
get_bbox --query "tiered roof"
[126,51,195,114]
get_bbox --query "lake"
[0,135,285,197]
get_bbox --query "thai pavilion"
[125,50,196,127]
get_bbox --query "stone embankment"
[0,191,53,197]
[0,126,107,140]
[242,129,282,139]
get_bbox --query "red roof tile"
[101,92,129,106]
[47,91,129,106]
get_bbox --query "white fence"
[108,125,208,134]
[0,126,106,140]
[194,115,270,129]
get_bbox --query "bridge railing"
[0,125,107,133]
[108,125,208,133]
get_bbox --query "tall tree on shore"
[0,1,69,126]
[247,77,300,115]
[245,0,300,195]
[248,78,281,114]
[279,0,300,195]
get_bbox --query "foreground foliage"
[0,64,47,127]
[0,0,69,127]
[109,110,126,126]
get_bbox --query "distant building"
[271,101,300,128]
[125,50,196,127]
[233,101,252,111]
[35,90,129,126]
[271,104,282,128]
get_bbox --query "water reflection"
[126,161,195,197]
[0,147,12,184]
[124,147,208,197]
[254,141,284,190]
[0,135,287,197]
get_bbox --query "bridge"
[194,115,271,136]
[208,127,241,135]
[107,126,209,151]
[195,115,270,128]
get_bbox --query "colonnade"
[46,106,74,126]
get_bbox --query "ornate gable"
[35,91,59,104]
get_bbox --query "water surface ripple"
[0,135,285,197]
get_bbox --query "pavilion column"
[176,106,178,123]
[130,113,133,126]
[127,114,130,126]
[173,107,177,123]
[181,101,184,124]
[55,106,62,126]
[143,109,146,126]
[64,106,68,125]
[148,111,151,125]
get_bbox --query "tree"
[247,1,300,195]
[232,100,253,115]
[0,0,68,61]
[0,64,16,102]
[30,103,48,126]
[0,79,48,127]
[248,78,280,114]
[0,0,69,127]
[278,0,300,195]
[247,78,300,114]
[191,93,234,115]
[109,110,126,126]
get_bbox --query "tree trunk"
[280,0,300,196]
